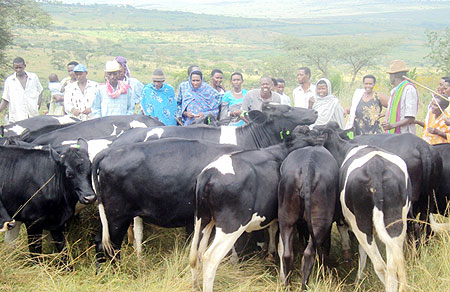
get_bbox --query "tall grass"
[1,207,449,292]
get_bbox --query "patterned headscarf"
[115,56,130,80]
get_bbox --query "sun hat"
[386,60,409,74]
[152,69,165,81]
[73,64,87,72]
[104,60,121,73]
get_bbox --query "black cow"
[314,123,411,292]
[111,104,318,148]
[431,143,450,214]
[278,146,339,290]
[1,115,80,142]
[31,115,163,146]
[189,127,316,292]
[0,140,95,255]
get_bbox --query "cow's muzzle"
[0,220,16,232]
[79,194,96,204]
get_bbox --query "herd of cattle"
[0,104,449,292]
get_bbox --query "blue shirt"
[92,84,135,118]
[141,83,178,126]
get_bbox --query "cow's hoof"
[265,253,276,263]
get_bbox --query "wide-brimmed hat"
[73,64,87,72]
[386,60,409,74]
[104,60,121,73]
[152,69,165,81]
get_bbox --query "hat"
[73,64,87,72]
[386,60,409,74]
[152,69,165,81]
[104,60,121,73]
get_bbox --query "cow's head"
[0,208,15,232]
[52,139,96,204]
[248,104,318,131]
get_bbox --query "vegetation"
[426,27,450,75]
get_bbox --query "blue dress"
[141,83,177,126]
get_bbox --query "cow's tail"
[301,166,319,255]
[92,151,115,257]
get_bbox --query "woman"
[178,70,220,126]
[210,69,225,95]
[115,56,144,106]
[220,72,248,126]
[345,74,383,135]
[312,78,345,129]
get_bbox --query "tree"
[0,0,50,74]
[426,27,450,75]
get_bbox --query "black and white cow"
[111,104,318,148]
[189,127,317,292]
[315,123,411,292]
[0,140,95,255]
[31,115,163,146]
[277,146,339,290]
[1,115,80,142]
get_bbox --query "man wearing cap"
[0,57,43,123]
[64,64,98,121]
[381,60,419,134]
[140,69,177,125]
[92,60,134,118]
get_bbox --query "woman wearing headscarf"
[177,70,220,126]
[115,56,144,106]
[311,78,345,128]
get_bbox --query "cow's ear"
[247,110,267,124]
[77,138,89,153]
[50,148,62,164]
[339,128,354,140]
[20,129,31,141]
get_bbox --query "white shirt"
[64,80,98,121]
[293,84,316,108]
[279,93,291,106]
[1,71,43,123]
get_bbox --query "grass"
[1,205,449,291]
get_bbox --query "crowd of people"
[1,56,450,145]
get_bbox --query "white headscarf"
[312,78,345,128]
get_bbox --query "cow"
[313,123,411,292]
[277,146,339,290]
[189,127,317,292]
[111,104,317,148]
[0,140,95,256]
[431,143,450,215]
[1,115,80,142]
[31,115,163,146]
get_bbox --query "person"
[210,69,225,95]
[177,70,220,126]
[416,95,450,145]
[345,75,384,135]
[60,61,79,93]
[276,78,291,105]
[0,57,43,123]
[47,73,65,115]
[293,67,315,109]
[381,60,419,134]
[92,60,134,118]
[140,68,177,125]
[241,76,281,113]
[115,56,144,107]
[437,76,449,95]
[220,72,248,126]
[64,64,98,121]
[311,78,345,129]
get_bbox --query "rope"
[11,173,56,219]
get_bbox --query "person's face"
[106,71,120,86]
[211,73,223,87]
[431,100,442,116]
[153,80,164,90]
[191,74,202,89]
[67,65,76,80]
[277,82,285,94]
[297,70,309,85]
[119,66,126,80]
[444,81,450,96]
[363,78,375,94]
[316,84,328,97]
[13,62,26,76]
[437,78,446,94]
[231,74,243,90]
[389,73,398,86]
[75,71,87,83]
[260,78,272,95]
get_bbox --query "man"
[241,76,281,112]
[276,78,291,105]
[92,60,134,118]
[60,61,79,93]
[64,64,98,121]
[293,67,315,109]
[141,68,177,125]
[0,57,43,123]
[381,60,419,134]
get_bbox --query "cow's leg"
[4,221,22,245]
[278,222,296,284]
[266,221,278,262]
[50,228,66,253]
[202,226,247,292]
[26,224,44,256]
[356,244,368,280]
[337,223,352,262]
[190,217,214,291]
[133,216,144,257]
[300,236,315,291]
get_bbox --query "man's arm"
[382,117,415,131]
[0,99,9,113]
